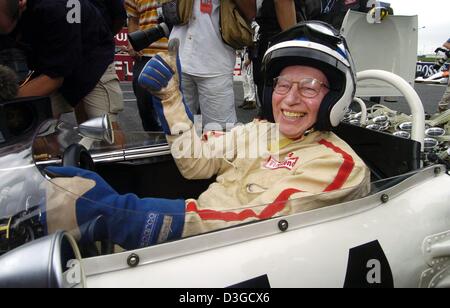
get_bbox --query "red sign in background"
[114,29,134,81]
[114,28,243,81]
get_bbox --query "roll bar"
[356,70,425,150]
[353,97,368,125]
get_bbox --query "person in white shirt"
[169,0,255,129]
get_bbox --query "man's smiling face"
[272,65,329,139]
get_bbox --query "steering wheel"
[62,143,95,171]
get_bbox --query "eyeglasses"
[273,76,329,98]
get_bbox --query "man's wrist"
[159,80,182,104]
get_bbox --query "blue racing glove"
[44,166,185,250]
[138,39,194,135]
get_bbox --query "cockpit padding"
[333,123,421,181]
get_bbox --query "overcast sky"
[386,0,450,54]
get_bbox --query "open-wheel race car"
[0,66,449,288]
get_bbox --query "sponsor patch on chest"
[264,153,299,170]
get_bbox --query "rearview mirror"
[77,114,114,147]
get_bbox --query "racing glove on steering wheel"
[138,39,194,135]
[44,166,185,250]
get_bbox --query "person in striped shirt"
[125,0,167,131]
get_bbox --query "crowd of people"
[0,0,122,125]
[0,0,391,130]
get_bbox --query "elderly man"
[45,22,370,251]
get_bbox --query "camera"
[433,47,450,70]
[128,0,181,52]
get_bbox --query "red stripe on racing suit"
[186,188,302,221]
[319,139,355,192]
[186,138,356,223]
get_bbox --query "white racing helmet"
[261,21,356,131]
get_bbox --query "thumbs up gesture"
[138,39,182,100]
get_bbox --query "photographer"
[124,0,167,132]
[437,38,450,112]
[90,0,127,36]
[0,0,124,128]
[126,0,256,129]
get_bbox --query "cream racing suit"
[45,112,370,248]
[166,121,370,238]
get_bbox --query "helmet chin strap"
[304,128,314,136]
